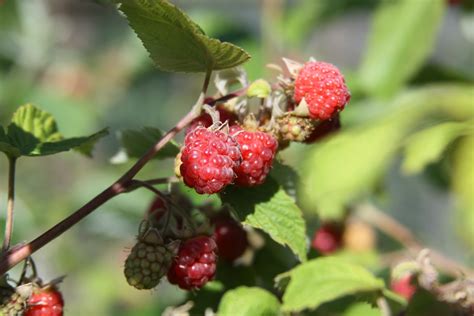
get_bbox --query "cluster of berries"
[0,268,64,315]
[178,60,350,195]
[124,59,350,292]
[124,196,248,291]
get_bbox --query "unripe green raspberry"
[124,229,177,290]
[0,283,32,315]
[277,114,315,142]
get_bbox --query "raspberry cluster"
[122,57,351,294]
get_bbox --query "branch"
[2,157,17,252]
[0,70,218,275]
[356,203,474,278]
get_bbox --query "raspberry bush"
[0,0,472,315]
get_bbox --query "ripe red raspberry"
[391,274,417,301]
[311,223,344,255]
[186,106,237,134]
[212,215,248,262]
[230,126,278,186]
[180,127,241,194]
[167,236,217,290]
[25,287,64,316]
[294,61,350,121]
[304,113,341,144]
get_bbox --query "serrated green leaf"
[0,104,108,158]
[120,127,179,160]
[218,286,281,316]
[118,0,250,73]
[221,178,307,261]
[278,257,385,312]
[452,135,474,249]
[0,127,21,157]
[402,121,473,174]
[41,128,109,157]
[359,0,444,97]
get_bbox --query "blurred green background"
[0,0,473,315]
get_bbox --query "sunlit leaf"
[118,0,250,73]
[359,0,444,97]
[0,104,108,158]
[218,287,281,316]
[221,178,307,262]
[402,121,473,174]
[277,257,385,312]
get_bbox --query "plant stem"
[2,157,16,252]
[0,73,216,275]
[356,203,474,277]
[376,296,392,316]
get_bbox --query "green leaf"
[118,0,250,73]
[358,0,444,97]
[221,178,307,262]
[0,104,108,158]
[0,127,21,158]
[218,286,281,316]
[301,84,474,220]
[382,288,408,307]
[452,135,474,249]
[119,127,179,160]
[43,129,109,157]
[301,119,408,220]
[342,302,381,316]
[278,257,385,313]
[331,250,381,269]
[402,121,473,174]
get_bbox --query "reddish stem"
[0,70,237,275]
[0,99,199,275]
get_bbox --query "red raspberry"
[167,236,217,290]
[186,106,237,134]
[25,287,64,316]
[180,127,241,194]
[304,113,341,143]
[294,61,350,121]
[146,196,167,222]
[230,126,278,186]
[212,215,248,262]
[311,223,344,255]
[391,274,417,301]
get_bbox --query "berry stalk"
[2,157,17,252]
[0,70,220,275]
